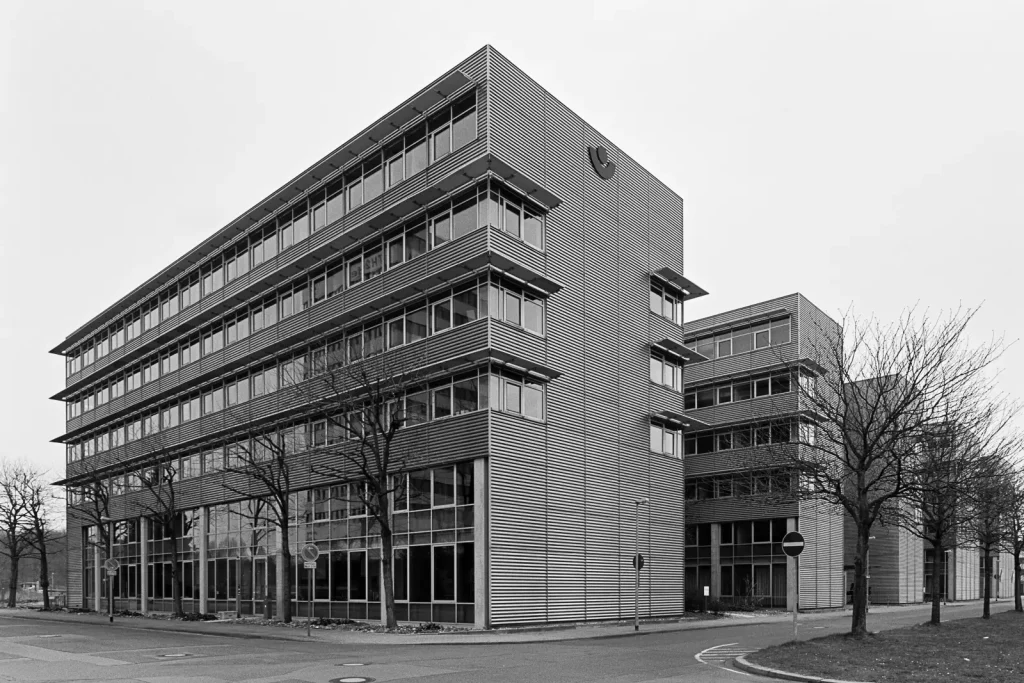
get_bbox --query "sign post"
[300,544,320,637]
[703,585,709,613]
[633,498,649,632]
[103,557,120,624]
[782,531,806,640]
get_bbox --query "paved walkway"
[1,601,991,646]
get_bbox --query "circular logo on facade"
[588,145,616,180]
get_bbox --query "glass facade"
[85,461,477,623]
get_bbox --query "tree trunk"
[380,522,397,629]
[38,542,50,611]
[1014,552,1022,613]
[930,546,944,625]
[982,548,992,619]
[277,521,292,623]
[850,530,869,636]
[7,556,19,608]
[170,526,183,617]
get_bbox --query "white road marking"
[695,642,758,676]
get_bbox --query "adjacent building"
[53,46,703,626]
[681,293,846,610]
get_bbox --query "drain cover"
[159,653,192,658]
[339,663,367,666]
[329,678,374,683]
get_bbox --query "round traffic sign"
[300,543,320,563]
[104,558,120,572]
[781,531,805,557]
[631,553,645,570]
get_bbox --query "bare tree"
[776,305,1009,636]
[21,469,62,610]
[219,424,298,623]
[66,473,113,612]
[887,402,1017,626]
[967,453,1016,619]
[137,457,187,617]
[0,461,33,607]
[1001,465,1024,613]
[299,350,422,630]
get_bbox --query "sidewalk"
[0,601,985,646]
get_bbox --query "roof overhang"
[651,338,709,363]
[651,267,708,302]
[652,409,711,430]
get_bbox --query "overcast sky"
[2,1,1022,478]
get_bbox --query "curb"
[0,609,771,645]
[734,654,873,683]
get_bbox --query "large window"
[684,419,808,456]
[686,317,791,362]
[684,371,798,409]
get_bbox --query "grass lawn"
[747,610,1024,682]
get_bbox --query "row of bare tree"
[0,461,63,610]
[773,305,1022,635]
[68,351,414,625]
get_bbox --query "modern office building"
[680,293,847,610]
[53,46,704,626]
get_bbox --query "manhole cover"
[159,653,193,658]
[339,663,367,666]
[329,678,374,683]
[38,635,61,638]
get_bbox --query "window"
[523,297,543,334]
[430,123,450,162]
[452,288,478,326]
[650,423,681,457]
[504,381,521,414]
[504,292,521,326]
[523,381,543,420]
[432,298,452,334]
[650,285,682,323]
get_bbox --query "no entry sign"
[782,531,805,557]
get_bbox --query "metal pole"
[306,567,312,637]
[792,557,798,639]
[634,503,639,632]
[107,521,114,623]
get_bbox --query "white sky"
[2,1,1022,479]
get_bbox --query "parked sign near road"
[782,531,805,557]
[104,558,120,576]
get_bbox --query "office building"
[681,293,846,610]
[53,46,702,626]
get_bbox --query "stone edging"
[734,654,874,683]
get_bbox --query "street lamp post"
[634,498,649,632]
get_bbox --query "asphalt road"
[0,601,1014,683]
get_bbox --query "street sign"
[300,544,320,564]
[104,558,120,572]
[304,561,317,569]
[632,553,645,570]
[703,586,710,597]
[782,531,805,557]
